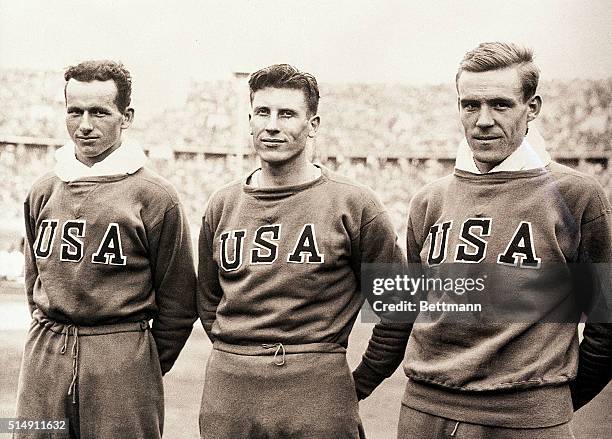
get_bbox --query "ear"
[121,108,135,129]
[248,113,253,134]
[307,115,320,138]
[526,95,542,123]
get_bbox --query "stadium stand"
[0,69,610,280]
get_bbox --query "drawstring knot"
[262,343,286,366]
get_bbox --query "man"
[353,42,612,438]
[15,60,197,438]
[197,63,404,438]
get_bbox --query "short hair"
[64,60,132,112]
[456,42,540,102]
[248,64,320,115]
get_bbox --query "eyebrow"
[459,98,479,105]
[66,105,111,113]
[489,98,515,105]
[459,97,516,106]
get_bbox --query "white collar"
[455,127,551,173]
[54,139,147,182]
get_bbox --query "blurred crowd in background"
[0,69,610,280]
[2,69,610,156]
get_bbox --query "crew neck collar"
[243,164,326,199]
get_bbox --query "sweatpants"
[199,341,365,439]
[397,404,575,439]
[14,310,164,439]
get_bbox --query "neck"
[259,156,316,187]
[474,160,495,173]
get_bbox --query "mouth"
[76,137,99,144]
[260,138,286,146]
[472,135,501,141]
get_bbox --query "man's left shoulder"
[546,161,611,221]
[320,166,381,205]
[129,167,181,205]
[546,161,606,194]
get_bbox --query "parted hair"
[249,64,320,115]
[64,60,132,112]
[456,42,540,102]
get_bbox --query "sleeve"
[197,211,223,342]
[149,202,198,375]
[352,321,412,400]
[405,214,423,264]
[571,191,612,410]
[571,323,612,411]
[351,204,413,400]
[23,198,38,315]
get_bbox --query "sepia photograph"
[0,1,610,437]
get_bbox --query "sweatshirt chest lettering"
[34,219,126,265]
[219,224,325,271]
[426,218,541,269]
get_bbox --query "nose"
[78,112,93,133]
[476,106,494,128]
[265,114,279,133]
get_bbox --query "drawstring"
[450,421,460,437]
[67,326,79,403]
[60,325,71,354]
[262,343,286,366]
[59,325,80,404]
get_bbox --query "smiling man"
[197,64,404,438]
[354,42,612,438]
[15,60,197,438]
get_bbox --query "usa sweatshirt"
[353,162,612,427]
[197,165,405,348]
[24,163,198,374]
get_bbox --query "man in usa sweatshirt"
[353,42,612,438]
[197,64,405,438]
[15,60,197,438]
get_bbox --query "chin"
[259,151,300,165]
[260,157,291,167]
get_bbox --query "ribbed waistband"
[402,378,573,428]
[32,308,149,336]
[213,341,346,356]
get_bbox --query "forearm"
[353,321,412,400]
[571,322,612,410]
[151,203,198,374]
[197,215,222,343]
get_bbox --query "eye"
[491,100,513,110]
[255,108,269,116]
[92,110,108,117]
[279,110,294,118]
[462,103,478,112]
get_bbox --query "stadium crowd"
[1,69,610,157]
[0,69,610,279]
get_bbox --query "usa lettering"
[219,224,325,271]
[427,219,541,269]
[34,220,126,265]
